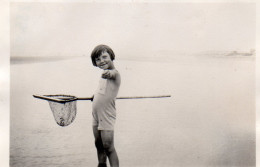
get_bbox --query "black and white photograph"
[0,1,258,167]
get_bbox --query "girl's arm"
[102,70,121,85]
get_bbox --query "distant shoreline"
[11,51,255,65]
[11,56,83,64]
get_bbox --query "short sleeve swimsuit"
[92,69,120,130]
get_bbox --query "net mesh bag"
[46,95,77,126]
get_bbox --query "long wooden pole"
[33,94,171,102]
[116,95,171,99]
[77,95,171,100]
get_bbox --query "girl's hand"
[102,70,111,79]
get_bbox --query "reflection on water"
[10,54,255,167]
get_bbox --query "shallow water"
[10,54,255,167]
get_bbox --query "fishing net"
[46,95,77,127]
[33,94,171,127]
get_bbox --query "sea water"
[10,54,255,167]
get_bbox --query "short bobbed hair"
[91,44,115,66]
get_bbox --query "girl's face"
[95,51,114,70]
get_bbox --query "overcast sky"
[10,3,256,57]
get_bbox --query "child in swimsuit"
[91,45,121,167]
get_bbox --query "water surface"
[10,54,255,167]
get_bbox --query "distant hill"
[226,49,255,57]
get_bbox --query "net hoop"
[45,94,78,102]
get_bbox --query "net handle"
[117,95,171,99]
[33,94,171,102]
[77,95,171,100]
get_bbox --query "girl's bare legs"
[93,126,107,167]
[101,130,119,167]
